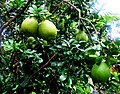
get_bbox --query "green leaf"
[106,57,117,65]
[89,54,97,58]
[31,92,36,94]
[20,75,29,87]
[95,56,103,64]
[112,72,119,81]
[12,85,19,90]
[59,74,67,81]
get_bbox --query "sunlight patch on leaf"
[59,74,67,81]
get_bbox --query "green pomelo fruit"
[75,31,88,42]
[21,17,38,35]
[38,20,58,40]
[91,62,110,83]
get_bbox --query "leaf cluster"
[0,0,120,93]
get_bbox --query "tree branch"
[0,0,34,34]
[80,19,94,45]
[63,0,97,46]
[0,0,34,53]
[31,53,57,77]
[20,53,57,86]
[63,0,81,17]
[38,53,57,71]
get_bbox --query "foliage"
[0,0,120,93]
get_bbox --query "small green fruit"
[21,17,38,35]
[38,20,58,40]
[91,62,110,83]
[27,37,36,49]
[27,36,35,43]
[31,44,36,49]
[76,31,88,42]
[42,40,48,46]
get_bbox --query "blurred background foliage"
[0,0,120,94]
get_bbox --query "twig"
[0,0,34,52]
[0,0,34,34]
[38,53,57,71]
[63,0,97,33]
[80,17,98,33]
[31,53,57,77]
[80,19,94,45]
[63,0,81,17]
[63,0,97,45]
[21,53,57,86]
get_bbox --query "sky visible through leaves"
[93,0,120,40]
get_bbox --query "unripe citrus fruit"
[38,20,58,40]
[42,40,48,46]
[21,17,38,35]
[76,31,88,42]
[27,36,35,43]
[91,62,110,83]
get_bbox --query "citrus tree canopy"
[0,0,120,94]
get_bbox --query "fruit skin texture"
[91,62,110,83]
[76,31,88,42]
[38,20,58,41]
[21,17,38,35]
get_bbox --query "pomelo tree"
[0,0,120,93]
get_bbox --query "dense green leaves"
[0,0,120,93]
